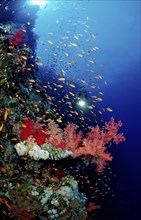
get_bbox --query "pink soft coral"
[45,120,83,151]
[46,118,125,172]
[63,123,83,151]
[45,120,66,150]
[73,117,125,172]
[104,117,125,144]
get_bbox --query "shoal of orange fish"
[35,23,109,119]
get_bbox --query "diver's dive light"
[77,99,87,107]
[72,87,88,109]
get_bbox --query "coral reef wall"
[0,0,39,53]
[0,0,51,140]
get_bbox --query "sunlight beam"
[28,0,47,8]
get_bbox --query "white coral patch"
[63,150,73,158]
[14,142,28,156]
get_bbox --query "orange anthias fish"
[0,167,7,173]
[51,187,58,191]
[0,124,4,131]
[0,198,4,204]
[5,201,12,209]
[36,178,41,184]
[4,109,8,121]
[51,177,59,183]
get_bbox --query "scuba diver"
[72,87,88,109]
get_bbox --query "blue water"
[34,1,141,219]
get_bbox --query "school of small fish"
[32,1,113,130]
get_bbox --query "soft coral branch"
[64,123,83,151]
[72,117,125,172]
[45,120,66,150]
[103,117,125,144]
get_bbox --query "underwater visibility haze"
[0,0,140,220]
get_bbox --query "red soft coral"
[9,29,24,46]
[18,118,47,146]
